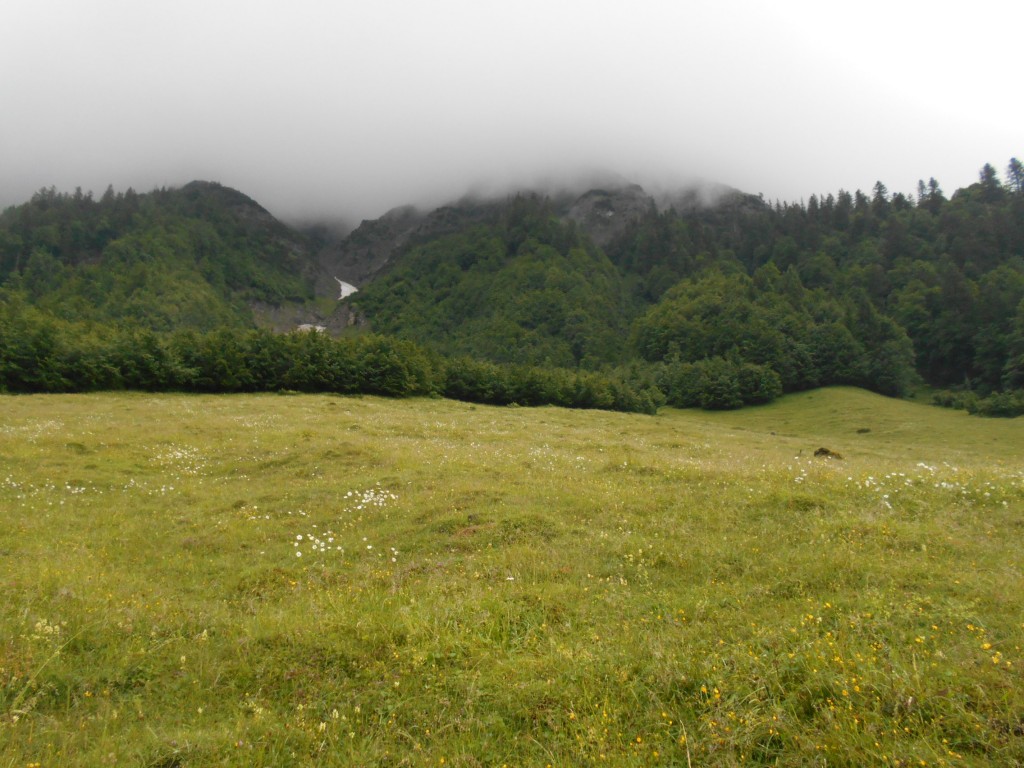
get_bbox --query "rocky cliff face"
[562,184,654,247]
[311,197,505,296]
[313,205,424,294]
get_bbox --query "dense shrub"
[0,303,656,414]
[440,356,658,414]
[967,391,1024,418]
[656,356,783,410]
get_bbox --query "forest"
[1,161,1022,415]
[351,161,1024,414]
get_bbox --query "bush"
[932,389,978,411]
[737,363,783,404]
[656,357,782,410]
[699,358,743,410]
[969,391,1024,418]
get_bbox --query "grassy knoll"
[1,388,1022,766]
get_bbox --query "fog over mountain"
[2,0,1020,224]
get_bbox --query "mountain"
[3,166,1023,412]
[0,181,322,331]
[317,178,738,289]
[343,194,636,368]
[314,197,504,289]
[330,167,1024,402]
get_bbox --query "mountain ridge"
[2,164,1022,411]
[314,177,748,293]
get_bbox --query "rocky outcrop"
[311,205,423,296]
[562,184,654,247]
[312,197,504,296]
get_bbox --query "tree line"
[608,160,1024,410]
[0,297,661,413]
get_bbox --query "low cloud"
[2,1,1020,223]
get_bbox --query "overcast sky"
[2,0,1020,224]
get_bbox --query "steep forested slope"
[0,181,319,330]
[350,195,636,368]
[344,165,1023,405]
[607,167,1024,397]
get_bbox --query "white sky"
[1,0,1020,223]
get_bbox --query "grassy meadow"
[1,388,1022,766]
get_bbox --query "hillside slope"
[334,167,1024,406]
[347,194,637,367]
[3,168,1022,411]
[0,181,321,330]
[1,389,1020,764]
[685,386,1024,462]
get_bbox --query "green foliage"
[937,388,1024,418]
[440,356,659,414]
[932,389,979,411]
[697,356,744,410]
[0,297,653,413]
[0,182,317,330]
[4,165,1024,411]
[350,165,1024,407]
[633,271,916,398]
[0,294,69,392]
[615,162,1023,402]
[737,361,784,404]
[968,390,1024,417]
[351,196,634,367]
[654,356,781,410]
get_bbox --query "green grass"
[1,388,1022,766]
